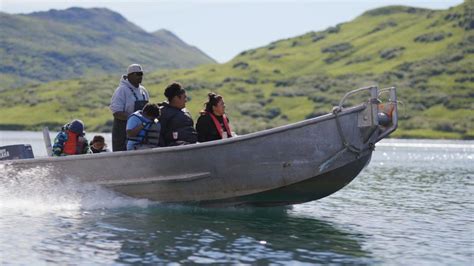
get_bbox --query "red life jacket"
[63,130,85,155]
[208,112,232,139]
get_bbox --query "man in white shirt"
[110,64,149,152]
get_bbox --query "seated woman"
[52,119,91,156]
[89,135,110,153]
[159,82,197,146]
[126,103,161,150]
[196,92,233,142]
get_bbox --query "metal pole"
[43,127,53,157]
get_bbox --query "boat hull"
[2,86,398,207]
[196,153,372,207]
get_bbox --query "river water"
[0,131,473,264]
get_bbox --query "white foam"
[0,166,150,215]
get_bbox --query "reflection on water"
[1,205,371,264]
[0,134,473,264]
[107,207,370,264]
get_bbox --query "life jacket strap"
[208,112,232,139]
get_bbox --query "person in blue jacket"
[126,103,161,150]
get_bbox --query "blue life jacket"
[127,111,161,148]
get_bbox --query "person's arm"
[110,87,128,120]
[142,87,150,101]
[52,132,67,156]
[113,111,129,121]
[158,110,170,146]
[82,138,92,154]
[196,115,211,142]
[127,123,145,137]
[126,116,144,138]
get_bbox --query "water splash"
[0,164,149,214]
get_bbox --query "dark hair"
[92,135,105,143]
[90,135,105,146]
[204,92,223,113]
[142,103,160,118]
[164,82,185,101]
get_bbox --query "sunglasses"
[134,72,143,76]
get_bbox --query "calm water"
[0,131,473,264]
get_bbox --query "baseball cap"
[127,64,143,74]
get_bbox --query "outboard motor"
[0,144,35,161]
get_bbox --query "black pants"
[112,118,127,152]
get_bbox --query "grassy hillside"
[0,2,472,139]
[0,8,215,88]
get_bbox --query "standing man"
[110,64,149,152]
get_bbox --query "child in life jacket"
[52,119,91,156]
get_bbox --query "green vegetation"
[0,2,473,139]
[0,8,215,88]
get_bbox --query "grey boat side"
[2,86,398,207]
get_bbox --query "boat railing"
[336,85,379,110]
[329,86,379,160]
[333,85,399,146]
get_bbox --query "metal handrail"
[337,85,378,109]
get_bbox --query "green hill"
[0,2,472,139]
[0,7,215,88]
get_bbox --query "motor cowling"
[0,144,35,161]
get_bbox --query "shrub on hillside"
[321,42,354,63]
[379,47,405,60]
[435,121,466,134]
[233,62,249,69]
[321,42,353,53]
[414,32,452,43]
[266,107,281,119]
[268,44,277,50]
[455,76,474,83]
[305,110,328,119]
[346,56,372,65]
[291,41,300,47]
[311,34,325,42]
[368,20,398,34]
[444,13,462,22]
[245,77,258,84]
[275,79,296,87]
[325,25,340,34]
[444,92,474,109]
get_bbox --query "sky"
[0,0,464,63]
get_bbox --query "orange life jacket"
[63,130,85,155]
[208,112,232,139]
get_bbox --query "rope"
[332,108,363,156]
[332,103,378,159]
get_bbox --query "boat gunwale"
[2,104,367,165]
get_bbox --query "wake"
[0,164,150,214]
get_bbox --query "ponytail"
[203,92,222,113]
